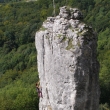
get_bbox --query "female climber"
[36,82,43,98]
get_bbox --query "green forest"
[0,0,110,109]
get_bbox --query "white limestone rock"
[35,6,100,110]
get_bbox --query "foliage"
[84,0,110,106]
[0,1,53,109]
[0,0,110,109]
[99,103,110,110]
[0,67,39,110]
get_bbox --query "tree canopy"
[0,0,110,109]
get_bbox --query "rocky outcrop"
[35,6,100,110]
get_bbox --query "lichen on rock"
[35,6,100,110]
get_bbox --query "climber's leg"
[39,90,43,98]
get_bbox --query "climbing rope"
[53,0,56,16]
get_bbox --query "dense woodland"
[0,0,110,109]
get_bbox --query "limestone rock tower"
[35,6,100,110]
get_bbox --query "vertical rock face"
[35,6,100,110]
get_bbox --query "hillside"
[0,0,37,3]
[0,0,110,109]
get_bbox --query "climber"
[36,82,43,98]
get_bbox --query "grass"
[66,39,73,50]
[39,26,47,31]
[61,36,67,42]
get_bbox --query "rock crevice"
[35,6,100,110]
